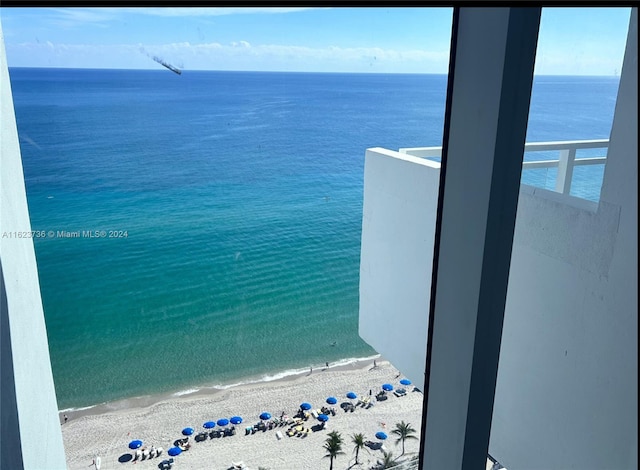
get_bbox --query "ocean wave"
[59,403,103,413]
[58,354,383,415]
[206,354,381,391]
[172,388,201,397]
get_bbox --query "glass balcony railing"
[395,139,608,202]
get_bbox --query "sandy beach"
[61,359,426,470]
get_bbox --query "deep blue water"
[9,68,619,409]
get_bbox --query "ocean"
[9,68,619,410]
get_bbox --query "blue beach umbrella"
[230,416,243,425]
[167,447,182,457]
[203,421,216,429]
[326,396,337,405]
[300,402,312,411]
[375,431,388,440]
[259,412,272,420]
[382,383,394,391]
[317,414,329,422]
[399,378,412,386]
[346,392,357,400]
[128,439,143,450]
[182,427,194,436]
[217,418,230,427]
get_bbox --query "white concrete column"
[0,21,67,469]
[420,7,540,469]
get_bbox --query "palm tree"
[391,421,418,456]
[379,451,396,469]
[327,430,342,445]
[323,431,345,470]
[351,432,366,465]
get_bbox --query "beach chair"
[275,431,283,440]
[156,447,163,457]
[159,457,173,470]
[134,449,142,461]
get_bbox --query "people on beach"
[63,414,68,423]
[325,361,329,368]
[64,358,427,469]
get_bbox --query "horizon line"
[7,65,621,78]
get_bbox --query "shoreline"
[58,354,382,423]
[61,357,425,470]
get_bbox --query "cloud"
[124,7,320,17]
[6,37,623,75]
[3,40,447,73]
[44,7,117,28]
[27,7,316,32]
[39,7,318,21]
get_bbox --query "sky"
[0,7,632,75]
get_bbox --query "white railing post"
[555,147,577,194]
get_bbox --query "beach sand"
[60,359,425,470]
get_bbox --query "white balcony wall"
[359,148,440,391]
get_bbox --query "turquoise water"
[10,69,619,410]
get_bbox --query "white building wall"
[0,22,67,469]
[490,8,637,469]
[359,148,440,391]
[358,8,637,469]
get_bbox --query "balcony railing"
[397,139,608,202]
